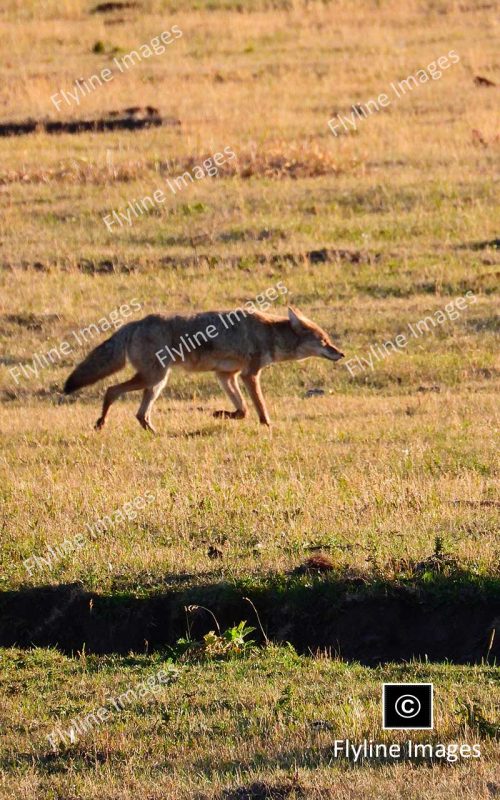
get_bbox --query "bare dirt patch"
[219,781,304,800]
[0,249,378,273]
[91,1,140,12]
[160,248,381,270]
[0,312,61,331]
[0,108,179,138]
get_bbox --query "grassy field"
[0,0,499,797]
[1,647,499,799]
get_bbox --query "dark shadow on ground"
[0,574,498,664]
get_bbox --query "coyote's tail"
[63,322,137,395]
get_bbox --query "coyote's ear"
[288,306,308,333]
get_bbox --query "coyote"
[64,306,344,431]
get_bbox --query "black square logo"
[383,683,433,730]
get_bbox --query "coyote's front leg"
[241,369,271,426]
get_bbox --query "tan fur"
[64,306,344,432]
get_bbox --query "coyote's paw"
[94,417,105,431]
[136,415,157,434]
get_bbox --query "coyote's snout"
[63,306,344,432]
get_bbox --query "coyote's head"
[288,306,344,362]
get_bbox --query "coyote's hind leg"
[136,372,170,433]
[95,373,147,430]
